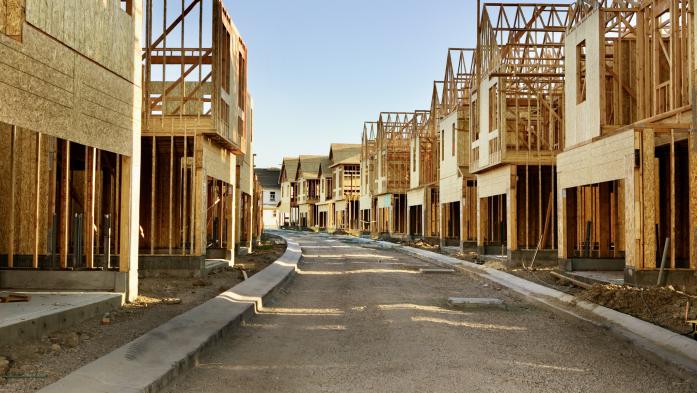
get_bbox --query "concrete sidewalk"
[335,234,697,373]
[38,235,301,393]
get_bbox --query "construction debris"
[0,293,30,303]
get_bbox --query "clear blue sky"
[226,0,565,168]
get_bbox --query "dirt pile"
[579,284,697,334]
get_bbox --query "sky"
[225,0,564,168]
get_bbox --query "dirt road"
[166,232,696,392]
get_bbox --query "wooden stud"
[33,132,41,269]
[8,125,16,268]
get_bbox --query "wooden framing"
[140,0,246,261]
[435,48,479,248]
[470,3,569,262]
[557,0,695,288]
[0,1,142,300]
[359,122,378,234]
[374,112,415,237]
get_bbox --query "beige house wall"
[439,111,461,204]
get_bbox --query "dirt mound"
[578,284,697,334]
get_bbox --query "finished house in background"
[140,0,250,274]
[317,157,334,230]
[255,168,281,229]
[0,0,142,301]
[295,155,324,229]
[329,144,362,232]
[470,3,569,266]
[557,0,696,289]
[437,49,478,250]
[278,157,299,227]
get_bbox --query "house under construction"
[0,0,142,301]
[359,122,378,233]
[557,0,696,289]
[139,0,250,272]
[407,110,440,241]
[437,49,478,249]
[374,112,414,239]
[471,3,569,265]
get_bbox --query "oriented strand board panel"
[201,138,235,184]
[476,165,511,199]
[0,126,52,255]
[557,130,634,189]
[25,0,135,81]
[564,10,602,148]
[0,25,137,156]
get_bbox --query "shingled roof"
[255,168,281,189]
[280,157,299,183]
[295,155,325,180]
[329,143,361,167]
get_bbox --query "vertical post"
[669,130,675,268]
[8,125,17,268]
[85,147,96,269]
[151,136,156,254]
[59,141,70,269]
[169,135,173,254]
[33,132,42,269]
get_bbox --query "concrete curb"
[38,236,301,393]
[337,235,697,373]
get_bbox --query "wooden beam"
[33,133,41,269]
[85,147,96,269]
[8,125,16,268]
[151,136,156,254]
[59,141,70,269]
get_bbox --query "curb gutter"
[38,235,301,393]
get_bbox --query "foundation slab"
[0,292,122,347]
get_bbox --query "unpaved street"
[167,232,696,393]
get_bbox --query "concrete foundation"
[0,270,128,292]
[0,292,122,347]
[138,255,206,278]
[626,268,697,293]
[560,258,625,272]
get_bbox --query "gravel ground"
[0,237,285,392]
[166,232,697,393]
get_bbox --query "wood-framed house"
[557,0,696,289]
[471,3,569,265]
[0,0,142,300]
